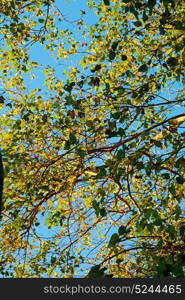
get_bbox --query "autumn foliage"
[0,0,184,277]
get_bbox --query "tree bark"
[0,150,4,220]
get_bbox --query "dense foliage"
[0,0,185,277]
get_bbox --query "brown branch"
[43,0,50,31]
[143,152,179,176]
[101,246,153,264]
[126,171,141,214]
[115,194,131,210]
[87,113,185,154]
[21,190,58,235]
[60,217,103,254]
[120,235,162,242]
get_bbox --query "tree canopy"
[0,0,185,277]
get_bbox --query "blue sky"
[0,0,101,277]
[21,0,103,277]
[24,0,98,90]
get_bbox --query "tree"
[0,0,184,277]
[0,149,3,219]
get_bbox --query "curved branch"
[87,113,185,154]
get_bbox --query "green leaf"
[5,102,12,108]
[64,140,71,150]
[146,223,153,233]
[111,41,120,51]
[152,210,162,226]
[129,5,138,18]
[147,0,156,10]
[92,200,100,217]
[0,96,5,103]
[134,20,142,27]
[64,82,75,93]
[157,240,163,249]
[77,147,85,158]
[109,50,116,61]
[138,64,148,72]
[176,176,185,184]
[159,24,165,35]
[90,77,100,86]
[69,132,77,144]
[140,219,146,229]
[168,225,176,239]
[166,57,178,67]
[14,119,21,129]
[59,218,64,226]
[50,257,57,264]
[97,167,107,178]
[88,265,106,278]
[142,12,148,22]
[169,184,176,196]
[38,18,44,23]
[116,149,125,159]
[117,128,125,136]
[108,233,120,248]
[88,265,100,277]
[86,120,94,128]
[121,54,127,61]
[180,225,185,237]
[174,205,181,219]
[91,64,102,72]
[174,157,185,169]
[103,0,110,6]
[173,21,183,30]
[118,225,127,236]
[154,140,163,148]
[99,208,107,217]
[116,258,123,264]
[112,112,120,119]
[42,114,47,123]
[77,80,84,88]
[161,173,170,179]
